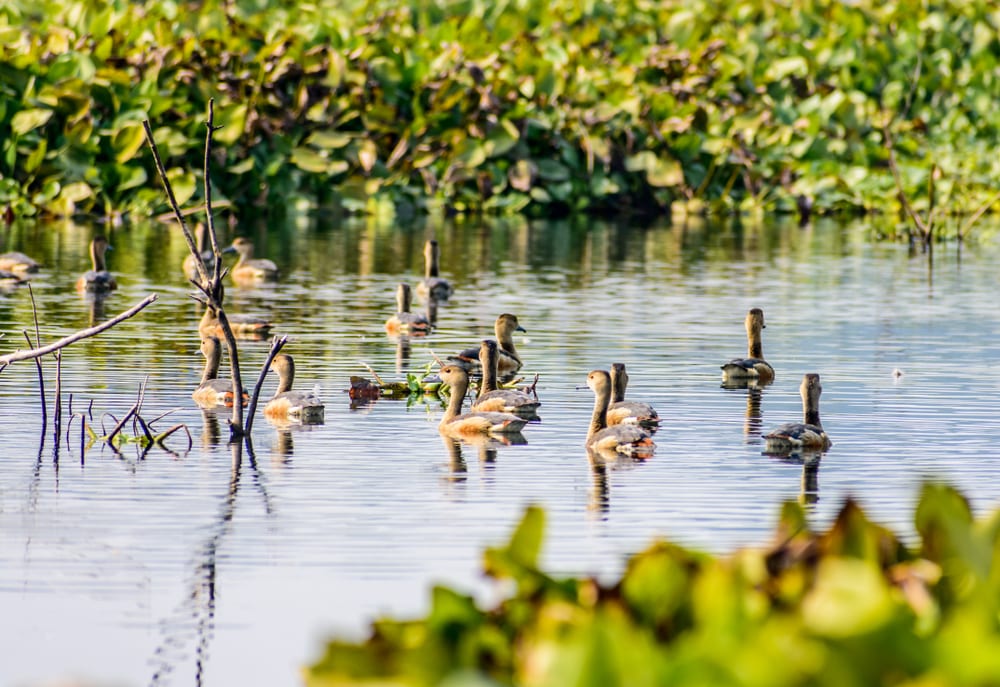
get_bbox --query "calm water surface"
[2,216,1000,686]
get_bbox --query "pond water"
[2,215,1000,686]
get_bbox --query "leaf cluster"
[2,0,999,220]
[307,484,1000,686]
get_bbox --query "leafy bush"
[2,0,999,220]
[307,484,1000,686]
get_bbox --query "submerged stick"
[25,283,47,428]
[0,294,158,368]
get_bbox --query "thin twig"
[25,283,46,427]
[53,350,62,450]
[244,335,288,437]
[0,294,158,367]
[882,124,930,243]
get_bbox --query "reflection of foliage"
[307,484,1000,686]
[3,1,998,221]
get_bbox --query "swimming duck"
[415,239,453,300]
[224,237,279,282]
[384,283,431,336]
[75,236,117,292]
[607,363,659,428]
[192,336,248,408]
[471,339,540,418]
[721,308,774,383]
[0,250,40,274]
[586,369,655,457]
[198,305,273,341]
[763,373,831,452]
[183,222,215,281]
[448,313,525,376]
[264,354,325,422]
[438,364,528,436]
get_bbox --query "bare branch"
[0,294,158,367]
[244,335,288,437]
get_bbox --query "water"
[2,216,1000,686]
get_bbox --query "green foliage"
[2,0,999,220]
[306,484,1000,686]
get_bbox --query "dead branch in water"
[144,99,247,438]
[0,294,158,370]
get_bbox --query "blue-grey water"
[1,216,999,686]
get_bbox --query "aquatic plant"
[2,0,998,229]
[307,484,1000,686]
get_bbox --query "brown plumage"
[225,237,279,283]
[384,283,431,335]
[471,339,540,418]
[438,364,527,436]
[448,313,525,376]
[722,308,774,383]
[586,370,655,458]
[264,354,325,422]
[415,239,453,300]
[763,374,832,452]
[607,363,659,429]
[75,236,117,292]
[191,336,248,408]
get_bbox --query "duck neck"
[804,403,821,428]
[497,327,519,361]
[610,366,627,403]
[588,386,610,440]
[397,287,411,314]
[425,244,439,278]
[441,375,468,424]
[747,328,763,359]
[276,358,294,394]
[201,345,221,384]
[91,242,106,271]
[480,349,498,396]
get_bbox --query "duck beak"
[221,245,237,255]
[516,325,526,333]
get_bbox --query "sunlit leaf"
[11,108,53,135]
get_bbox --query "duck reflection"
[198,409,224,448]
[441,432,527,482]
[83,290,108,326]
[585,446,648,519]
[720,382,766,443]
[764,449,824,507]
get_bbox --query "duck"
[198,305,273,341]
[0,250,40,274]
[264,354,325,422]
[415,239,453,300]
[75,236,117,292]
[448,313,525,376]
[471,339,540,418]
[437,364,528,436]
[721,308,774,383]
[224,237,279,283]
[585,369,655,457]
[607,363,659,428]
[763,373,832,452]
[192,336,248,408]
[183,222,215,281]
[384,283,431,336]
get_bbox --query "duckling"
[448,313,525,376]
[384,283,431,336]
[75,236,117,292]
[721,308,774,383]
[264,354,325,422]
[198,306,273,341]
[763,374,832,452]
[192,336,248,408]
[471,339,540,418]
[415,239,453,300]
[586,369,655,458]
[224,237,279,283]
[183,222,215,281]
[438,364,527,436]
[0,250,40,274]
[607,363,659,428]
